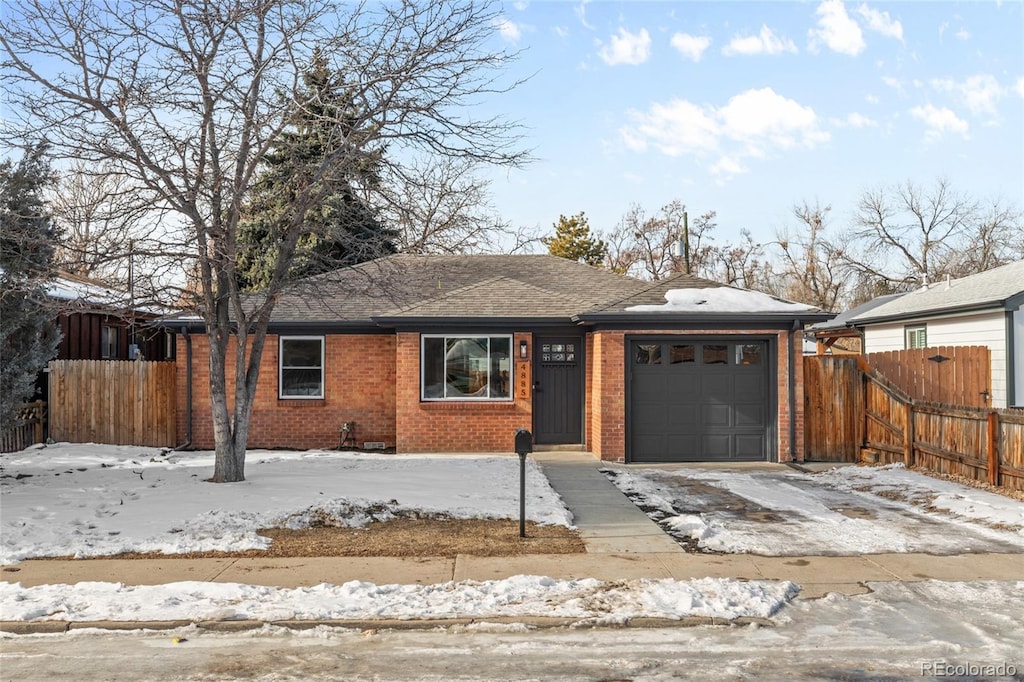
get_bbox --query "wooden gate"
[803,356,863,461]
[48,360,177,446]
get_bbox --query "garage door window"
[736,344,762,365]
[703,344,728,364]
[635,344,662,364]
[670,344,695,364]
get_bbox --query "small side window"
[101,325,119,359]
[905,325,927,350]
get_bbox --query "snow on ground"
[603,464,1024,556]
[0,576,797,623]
[0,443,573,563]
[2,581,1022,681]
[813,463,1024,531]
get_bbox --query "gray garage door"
[629,339,771,462]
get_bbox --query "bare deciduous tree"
[1,0,526,482]
[842,178,1023,292]
[604,200,719,280]
[380,157,511,254]
[768,202,845,310]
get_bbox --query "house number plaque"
[517,359,530,398]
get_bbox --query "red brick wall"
[394,332,533,452]
[176,333,396,450]
[588,329,804,463]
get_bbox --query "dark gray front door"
[629,339,771,462]
[533,336,583,444]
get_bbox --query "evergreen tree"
[0,144,60,431]
[237,51,397,290]
[542,212,608,267]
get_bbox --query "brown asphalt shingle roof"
[269,254,651,323]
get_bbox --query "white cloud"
[495,17,522,43]
[722,25,797,56]
[670,33,712,62]
[909,104,969,140]
[809,0,866,56]
[554,26,569,39]
[881,75,905,95]
[865,94,880,104]
[960,75,1004,116]
[930,74,1006,117]
[955,28,971,41]
[620,87,829,179]
[1016,77,1024,98]
[574,0,594,30]
[834,112,878,128]
[512,1,529,10]
[598,27,652,66]
[855,4,903,41]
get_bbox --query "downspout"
[175,326,193,450]
[789,320,799,463]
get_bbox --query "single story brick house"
[173,255,831,462]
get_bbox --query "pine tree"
[542,212,608,267]
[0,144,60,431]
[237,51,397,290]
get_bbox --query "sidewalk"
[3,451,1021,601]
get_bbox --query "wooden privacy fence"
[0,401,47,453]
[865,345,991,407]
[860,371,1024,492]
[48,360,176,447]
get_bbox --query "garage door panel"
[700,434,732,459]
[734,403,765,427]
[701,374,733,401]
[735,434,766,458]
[701,403,731,427]
[630,339,772,463]
[735,374,764,394]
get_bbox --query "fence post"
[903,401,915,467]
[987,411,1000,486]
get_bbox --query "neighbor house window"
[422,335,512,400]
[905,325,927,350]
[101,325,119,359]
[279,336,324,399]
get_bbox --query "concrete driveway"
[602,463,1024,557]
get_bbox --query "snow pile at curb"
[0,577,798,623]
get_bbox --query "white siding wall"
[862,310,1009,407]
[1014,304,1023,408]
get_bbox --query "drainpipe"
[789,320,798,463]
[175,326,193,450]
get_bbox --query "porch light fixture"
[519,339,528,359]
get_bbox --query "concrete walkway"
[3,451,1022,606]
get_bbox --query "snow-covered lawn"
[604,464,1024,556]
[1,443,799,624]
[0,443,572,563]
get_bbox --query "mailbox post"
[514,428,533,538]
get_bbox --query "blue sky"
[482,1,1024,247]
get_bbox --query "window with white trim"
[279,336,324,399]
[905,325,927,350]
[422,335,512,400]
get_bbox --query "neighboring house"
[847,260,1024,408]
[48,272,175,362]
[806,293,905,355]
[172,254,831,463]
